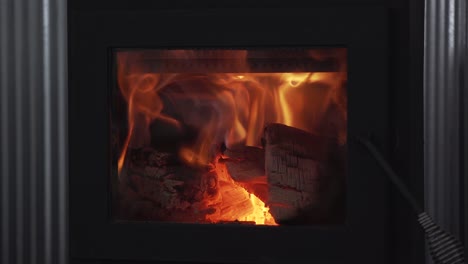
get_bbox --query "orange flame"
[115,49,347,225]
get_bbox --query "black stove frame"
[69,5,390,264]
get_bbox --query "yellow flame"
[277,73,313,126]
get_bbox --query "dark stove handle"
[351,135,466,264]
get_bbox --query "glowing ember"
[248,192,277,225]
[204,159,277,225]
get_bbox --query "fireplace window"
[111,48,347,226]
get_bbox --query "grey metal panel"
[424,0,467,260]
[462,0,468,257]
[0,0,68,263]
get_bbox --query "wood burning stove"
[69,1,423,264]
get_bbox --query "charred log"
[117,147,221,223]
[221,146,268,202]
[263,123,345,224]
[222,145,265,182]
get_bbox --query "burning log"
[205,183,256,222]
[117,144,274,224]
[263,123,344,224]
[223,146,265,182]
[206,160,276,225]
[221,146,268,202]
[118,147,221,223]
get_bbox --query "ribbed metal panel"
[0,0,68,263]
[461,0,468,258]
[464,8,468,261]
[424,0,467,259]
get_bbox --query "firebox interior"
[111,48,347,226]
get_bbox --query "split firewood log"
[222,146,265,182]
[221,146,268,202]
[206,161,262,223]
[263,123,345,224]
[205,181,256,222]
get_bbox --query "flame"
[115,49,347,225]
[277,72,313,127]
[117,121,133,176]
[206,160,277,225]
